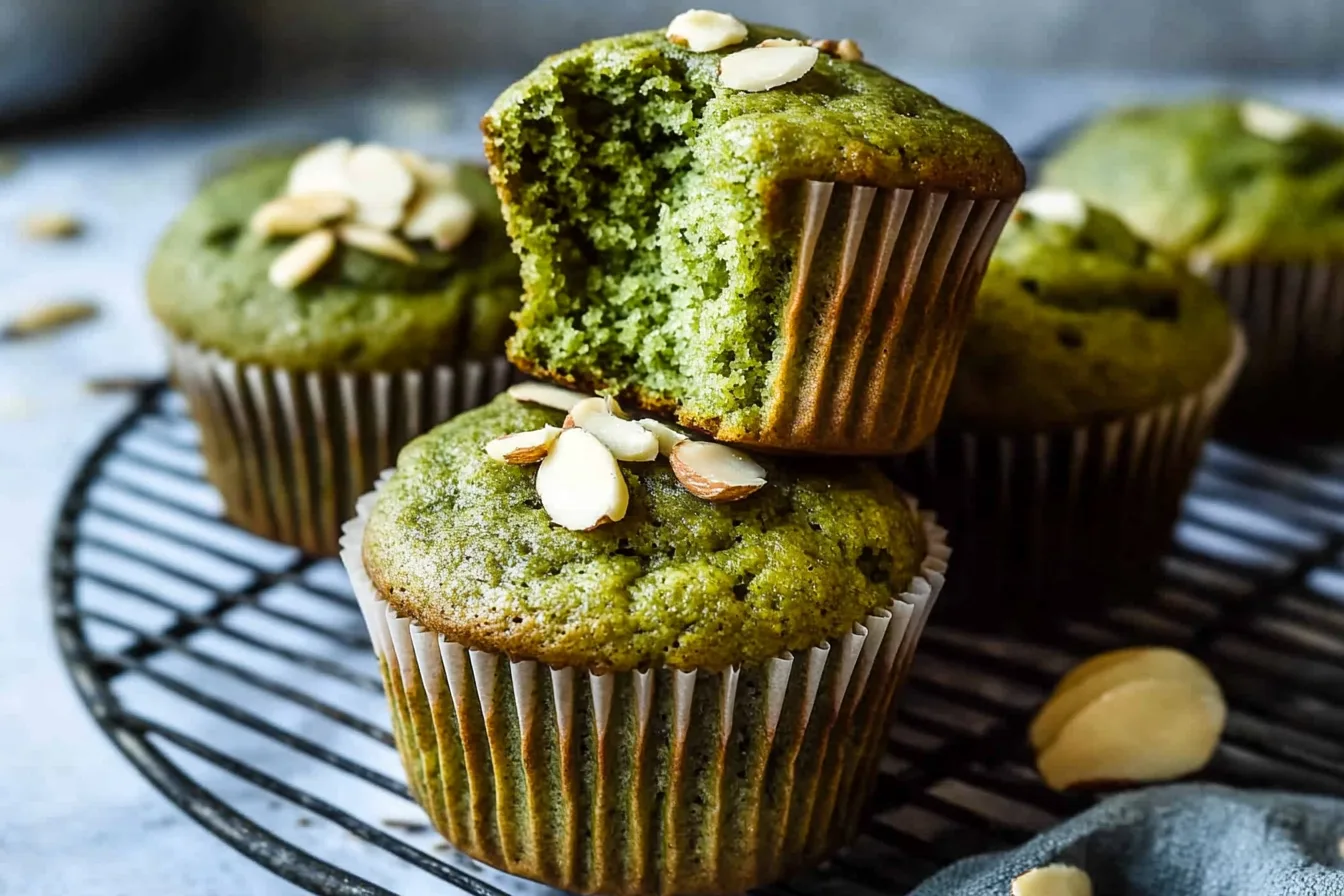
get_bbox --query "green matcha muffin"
[897,190,1243,628]
[1041,99,1344,438]
[342,390,949,895]
[149,140,520,554]
[482,13,1024,454]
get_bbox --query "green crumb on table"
[147,156,520,371]
[483,25,1023,441]
[944,199,1234,431]
[1042,99,1344,263]
[362,394,927,673]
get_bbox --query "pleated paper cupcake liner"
[340,478,949,896]
[169,339,513,556]
[894,325,1245,632]
[1205,259,1344,440]
[751,180,1016,455]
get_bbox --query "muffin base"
[341,480,948,896]
[512,180,1015,456]
[1206,260,1344,442]
[895,326,1244,632]
[170,340,512,556]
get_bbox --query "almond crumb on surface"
[21,211,82,240]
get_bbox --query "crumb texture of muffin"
[362,394,925,673]
[1042,99,1344,263]
[148,156,519,371]
[483,25,1023,443]
[945,197,1233,431]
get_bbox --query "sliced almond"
[1011,864,1093,896]
[507,381,588,412]
[566,397,659,462]
[404,191,477,250]
[337,224,417,265]
[1017,188,1087,227]
[1240,99,1308,142]
[2,299,99,340]
[399,151,460,191]
[670,441,766,502]
[268,228,335,289]
[666,9,748,52]
[250,193,352,237]
[637,418,689,455]
[562,395,626,424]
[1030,648,1218,752]
[344,144,415,229]
[536,429,629,531]
[758,37,804,47]
[1036,677,1226,791]
[719,45,819,92]
[287,139,353,196]
[352,201,407,231]
[485,425,561,464]
[810,38,863,61]
[21,211,82,240]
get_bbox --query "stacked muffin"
[340,12,1022,895]
[1041,99,1344,440]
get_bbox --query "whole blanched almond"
[719,45,819,92]
[287,139,353,196]
[337,224,417,265]
[1035,677,1226,791]
[670,441,766,502]
[404,191,476,250]
[666,9,748,52]
[1011,865,1093,896]
[536,429,629,531]
[567,397,659,461]
[268,228,335,289]
[637,418,689,455]
[485,425,561,464]
[1055,646,1152,692]
[1030,648,1218,752]
[250,193,352,237]
[507,381,588,412]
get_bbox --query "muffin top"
[148,148,519,371]
[1042,99,1344,263]
[362,393,927,673]
[484,22,1024,199]
[944,190,1234,431]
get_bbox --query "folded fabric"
[909,784,1344,895]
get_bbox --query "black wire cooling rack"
[51,382,1344,896]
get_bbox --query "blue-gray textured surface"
[911,785,1344,896]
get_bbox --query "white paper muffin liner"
[169,339,513,555]
[897,325,1245,629]
[1205,260,1344,436]
[750,181,1016,455]
[340,476,948,895]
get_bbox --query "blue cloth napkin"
[909,784,1344,895]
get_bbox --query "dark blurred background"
[4,0,1343,127]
